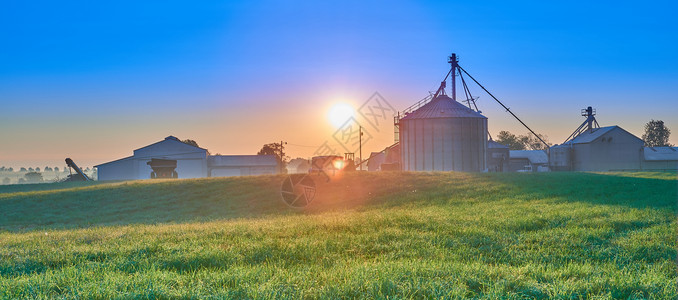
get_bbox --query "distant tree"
[0,167,4,172]
[495,131,526,150]
[20,167,27,172]
[287,158,311,174]
[523,133,551,150]
[44,166,52,172]
[24,172,43,183]
[2,177,9,185]
[642,119,672,147]
[18,178,25,184]
[182,139,200,147]
[181,139,210,154]
[54,167,60,172]
[7,167,12,172]
[28,167,34,172]
[258,142,289,172]
[495,131,551,150]
[35,167,41,172]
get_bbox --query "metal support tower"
[448,53,458,101]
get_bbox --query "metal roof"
[488,140,509,149]
[207,155,277,167]
[509,150,548,164]
[94,155,133,167]
[135,136,208,152]
[560,126,643,145]
[643,147,678,161]
[564,126,617,144]
[400,95,486,120]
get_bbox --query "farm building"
[549,126,644,171]
[509,150,548,172]
[95,136,278,181]
[207,155,278,177]
[641,147,678,170]
[548,106,648,172]
[366,143,401,171]
[487,140,509,172]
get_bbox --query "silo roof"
[400,95,487,120]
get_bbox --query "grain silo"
[398,54,488,172]
[399,94,487,171]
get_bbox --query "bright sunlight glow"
[328,102,355,128]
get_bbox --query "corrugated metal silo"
[399,95,488,172]
[549,145,572,171]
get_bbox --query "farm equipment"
[309,154,356,176]
[147,158,178,179]
[64,158,92,181]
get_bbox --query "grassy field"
[0,171,676,299]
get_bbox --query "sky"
[1,0,677,169]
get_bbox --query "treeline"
[0,166,72,173]
[0,166,97,185]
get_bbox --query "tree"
[287,157,311,174]
[258,142,289,173]
[182,139,210,154]
[24,172,43,183]
[20,167,27,172]
[35,167,41,172]
[642,120,672,147]
[495,131,526,150]
[182,139,200,148]
[54,167,60,172]
[495,130,551,150]
[523,133,551,150]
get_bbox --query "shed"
[367,143,401,171]
[550,126,643,171]
[641,147,678,170]
[208,155,278,177]
[96,136,208,180]
[509,150,548,172]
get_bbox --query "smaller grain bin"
[487,140,509,172]
[549,145,572,171]
[399,95,488,172]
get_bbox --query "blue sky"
[1,1,677,168]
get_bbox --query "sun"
[328,102,355,128]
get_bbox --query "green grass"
[0,171,676,299]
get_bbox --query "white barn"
[95,136,278,181]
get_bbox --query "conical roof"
[400,95,486,120]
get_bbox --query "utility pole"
[279,140,287,174]
[359,126,363,171]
